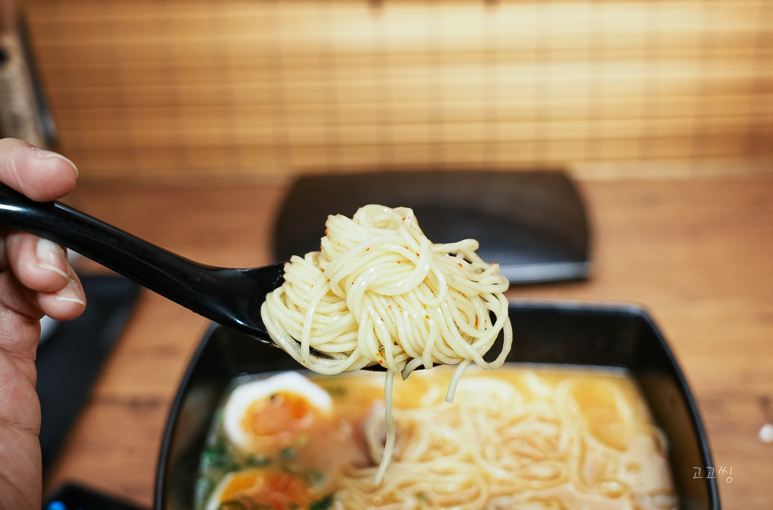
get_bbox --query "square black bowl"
[155,301,720,510]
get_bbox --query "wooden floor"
[45,174,773,509]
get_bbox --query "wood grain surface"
[24,0,773,178]
[43,175,773,509]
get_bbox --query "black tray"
[273,171,590,284]
[155,301,719,509]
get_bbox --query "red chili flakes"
[475,317,479,327]
[397,261,401,264]
[425,315,430,320]
[458,263,463,268]
[366,248,370,251]
[415,253,420,257]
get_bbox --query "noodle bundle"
[261,204,511,377]
[260,204,512,481]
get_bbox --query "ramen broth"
[196,365,677,510]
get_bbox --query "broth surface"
[197,365,677,510]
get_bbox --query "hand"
[0,139,86,510]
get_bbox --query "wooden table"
[45,175,773,509]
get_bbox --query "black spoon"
[0,183,285,341]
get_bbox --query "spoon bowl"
[0,184,285,341]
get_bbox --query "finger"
[0,271,43,361]
[0,270,43,321]
[0,266,84,357]
[0,138,78,202]
[4,231,70,293]
[31,270,86,322]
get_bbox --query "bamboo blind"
[24,0,773,179]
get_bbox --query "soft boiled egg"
[205,469,313,510]
[223,372,333,452]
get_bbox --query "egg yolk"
[242,392,317,438]
[217,469,311,510]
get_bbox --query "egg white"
[223,371,333,450]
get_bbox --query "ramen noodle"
[197,366,678,510]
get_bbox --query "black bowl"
[155,301,720,509]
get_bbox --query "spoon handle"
[0,183,220,317]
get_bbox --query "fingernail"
[32,147,79,176]
[54,278,86,306]
[36,238,69,280]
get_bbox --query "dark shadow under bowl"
[155,301,720,510]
